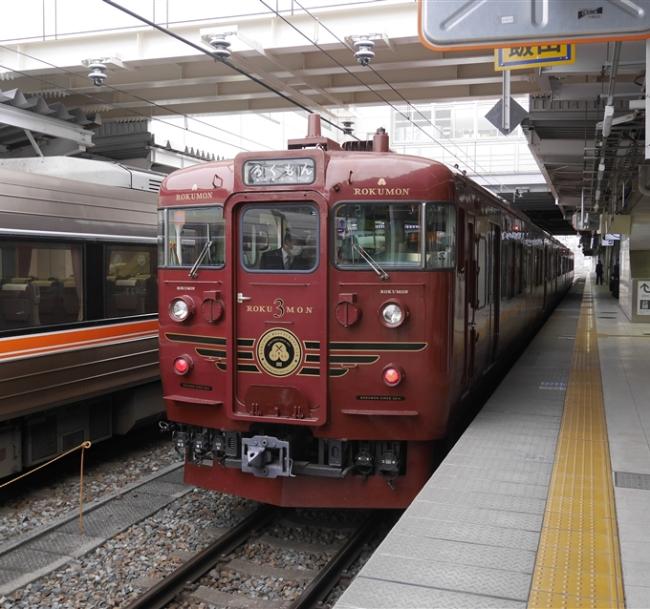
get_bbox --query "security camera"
[87,62,107,87]
[354,39,375,66]
[207,35,231,61]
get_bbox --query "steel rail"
[288,514,381,609]
[123,504,275,609]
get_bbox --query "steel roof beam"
[0,103,93,145]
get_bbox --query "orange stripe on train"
[0,319,158,358]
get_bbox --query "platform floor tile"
[442,453,556,474]
[439,462,554,487]
[406,502,544,532]
[361,555,532,602]
[418,474,550,499]
[623,585,650,609]
[335,578,526,609]
[450,436,559,460]
[414,488,547,514]
[393,517,541,552]
[377,533,536,573]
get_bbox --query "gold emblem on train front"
[256,328,303,377]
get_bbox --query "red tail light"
[383,365,404,387]
[173,355,192,376]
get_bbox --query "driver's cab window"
[334,202,422,268]
[241,204,318,272]
[164,206,225,268]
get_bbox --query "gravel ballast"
[0,435,180,546]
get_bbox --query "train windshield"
[159,206,225,268]
[334,202,455,270]
[240,204,318,273]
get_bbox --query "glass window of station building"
[390,98,538,177]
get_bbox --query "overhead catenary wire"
[0,43,269,152]
[0,58,252,153]
[104,0,503,184]
[101,0,361,141]
[277,0,507,191]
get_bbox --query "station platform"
[336,278,650,609]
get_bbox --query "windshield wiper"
[352,241,390,280]
[188,240,212,278]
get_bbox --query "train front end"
[158,120,456,508]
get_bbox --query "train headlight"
[380,302,406,328]
[169,297,193,322]
[173,355,192,375]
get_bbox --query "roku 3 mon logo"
[272,298,313,318]
[273,298,285,318]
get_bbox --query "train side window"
[476,236,488,308]
[105,246,157,318]
[515,242,523,295]
[426,203,456,269]
[241,204,318,272]
[500,241,507,300]
[0,241,83,331]
[162,206,225,268]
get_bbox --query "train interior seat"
[32,279,62,325]
[108,274,153,316]
[62,277,80,322]
[0,278,36,329]
[63,277,81,322]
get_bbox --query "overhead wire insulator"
[87,62,107,87]
[207,35,232,61]
[353,39,375,66]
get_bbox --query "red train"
[158,115,573,508]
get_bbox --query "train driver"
[260,231,310,270]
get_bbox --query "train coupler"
[241,435,293,478]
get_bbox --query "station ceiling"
[0,1,643,236]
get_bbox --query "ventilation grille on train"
[342,140,374,151]
[147,178,163,193]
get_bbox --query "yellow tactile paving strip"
[528,285,625,609]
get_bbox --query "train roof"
[0,157,164,193]
[0,166,157,242]
[160,139,569,254]
[161,148,452,195]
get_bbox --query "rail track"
[124,506,386,609]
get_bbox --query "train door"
[464,218,477,382]
[490,224,500,360]
[227,195,328,427]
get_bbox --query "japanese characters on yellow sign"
[494,43,575,71]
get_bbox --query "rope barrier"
[0,440,92,533]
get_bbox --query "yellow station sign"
[495,43,576,71]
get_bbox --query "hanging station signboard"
[419,0,650,52]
